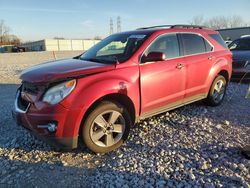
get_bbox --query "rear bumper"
[12,89,81,150]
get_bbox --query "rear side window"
[209,34,228,49]
[145,34,180,59]
[181,34,206,55]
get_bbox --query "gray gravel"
[0,53,250,187]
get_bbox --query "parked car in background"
[229,36,250,81]
[225,40,232,46]
[13,25,232,153]
[12,46,26,53]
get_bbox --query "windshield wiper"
[82,58,107,63]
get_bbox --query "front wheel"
[81,101,131,153]
[204,75,227,106]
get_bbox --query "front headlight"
[43,79,76,105]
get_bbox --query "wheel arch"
[206,57,231,93]
[218,70,229,83]
[80,93,136,132]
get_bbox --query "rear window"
[209,34,228,49]
[181,34,206,55]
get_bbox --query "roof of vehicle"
[232,36,250,42]
[118,24,217,36]
[137,24,206,30]
[239,36,250,40]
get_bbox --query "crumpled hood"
[20,58,115,83]
[232,50,250,61]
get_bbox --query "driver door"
[139,33,186,116]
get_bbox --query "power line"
[110,18,114,35]
[117,16,121,32]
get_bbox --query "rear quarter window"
[204,39,213,52]
[209,34,228,49]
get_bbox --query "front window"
[80,32,152,64]
[144,34,180,59]
[229,39,250,51]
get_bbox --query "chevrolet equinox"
[13,25,232,153]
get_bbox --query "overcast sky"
[0,0,250,42]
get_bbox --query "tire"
[81,101,131,154]
[204,75,227,106]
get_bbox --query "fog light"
[37,123,57,132]
[48,123,57,132]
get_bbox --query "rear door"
[180,33,214,99]
[139,33,186,116]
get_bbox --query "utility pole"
[110,18,114,35]
[117,16,121,33]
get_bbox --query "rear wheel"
[204,75,227,106]
[81,101,131,153]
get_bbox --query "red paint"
[14,27,232,149]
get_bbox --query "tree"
[8,35,21,45]
[190,15,250,29]
[0,20,21,45]
[204,16,228,29]
[0,19,11,45]
[227,15,244,28]
[190,15,204,25]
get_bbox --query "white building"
[21,39,101,52]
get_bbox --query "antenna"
[117,16,121,32]
[110,18,114,35]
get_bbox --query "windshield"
[80,32,151,64]
[229,38,250,51]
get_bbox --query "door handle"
[176,63,184,69]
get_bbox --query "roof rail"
[137,24,205,30]
[171,25,204,29]
[137,25,172,30]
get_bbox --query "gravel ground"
[0,53,250,187]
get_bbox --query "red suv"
[13,25,232,153]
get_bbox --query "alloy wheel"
[212,79,226,103]
[90,110,125,147]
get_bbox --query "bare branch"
[0,19,18,45]
[190,15,249,29]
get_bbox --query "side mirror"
[141,52,166,63]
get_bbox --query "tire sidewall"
[82,101,131,153]
[208,75,227,106]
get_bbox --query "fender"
[60,66,140,137]
[205,55,232,93]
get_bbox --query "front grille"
[22,82,39,94]
[17,90,30,112]
[232,60,247,69]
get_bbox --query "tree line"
[190,15,250,29]
[0,20,20,46]
[1,15,250,46]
